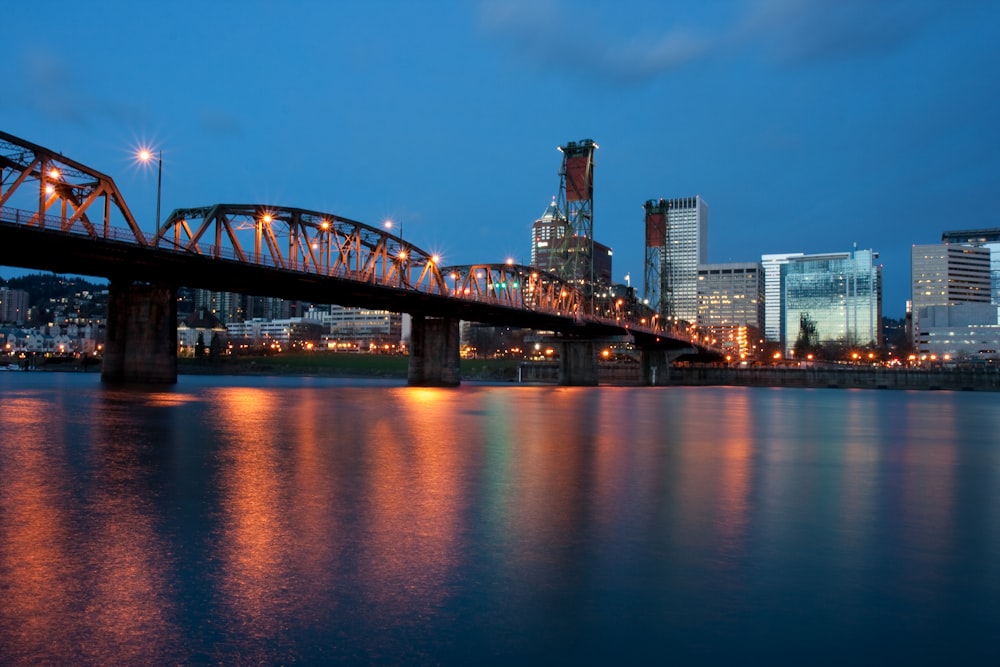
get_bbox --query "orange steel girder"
[157,204,448,294]
[443,263,584,317]
[0,130,148,244]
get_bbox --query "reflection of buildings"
[643,196,709,325]
[781,248,882,352]
[697,262,764,360]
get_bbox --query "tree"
[793,313,820,357]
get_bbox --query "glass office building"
[761,253,803,342]
[781,249,882,352]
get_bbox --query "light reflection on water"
[0,373,998,665]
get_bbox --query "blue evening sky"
[2,0,997,317]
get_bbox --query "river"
[0,372,997,665]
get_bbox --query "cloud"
[735,0,947,64]
[12,50,146,127]
[478,0,952,82]
[478,0,713,84]
[198,108,244,137]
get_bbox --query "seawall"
[669,367,1000,392]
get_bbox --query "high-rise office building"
[781,248,882,352]
[0,287,29,325]
[643,195,708,325]
[911,242,992,347]
[760,253,803,342]
[911,243,992,309]
[697,262,764,359]
[530,198,565,271]
[940,228,1000,304]
[530,198,613,285]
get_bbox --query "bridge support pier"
[640,347,696,386]
[102,280,178,384]
[407,315,461,387]
[558,339,599,386]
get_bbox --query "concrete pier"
[558,339,599,386]
[640,349,671,386]
[407,315,461,386]
[102,280,178,384]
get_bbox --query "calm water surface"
[0,372,998,665]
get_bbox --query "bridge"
[0,129,718,385]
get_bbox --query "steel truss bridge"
[0,129,717,368]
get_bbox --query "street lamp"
[384,219,402,241]
[137,147,162,228]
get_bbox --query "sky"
[2,0,998,317]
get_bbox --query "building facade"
[697,262,765,360]
[911,243,991,345]
[643,196,708,325]
[914,302,1000,361]
[781,249,882,353]
[529,198,613,286]
[530,199,566,271]
[0,287,29,325]
[306,304,403,350]
[939,229,1000,304]
[760,253,803,343]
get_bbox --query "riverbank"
[13,354,1000,391]
[669,366,1000,392]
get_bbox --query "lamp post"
[384,219,402,241]
[137,148,162,229]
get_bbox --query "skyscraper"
[911,244,991,310]
[911,243,992,346]
[0,287,29,325]
[643,195,708,325]
[781,248,882,352]
[530,198,613,285]
[697,262,764,359]
[939,228,1000,304]
[760,253,804,343]
[530,198,566,271]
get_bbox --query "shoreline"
[8,356,1000,391]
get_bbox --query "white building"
[760,253,803,342]
[911,243,991,345]
[914,303,1000,360]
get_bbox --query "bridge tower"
[552,139,598,299]
[643,198,670,319]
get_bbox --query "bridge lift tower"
[643,198,671,320]
[552,139,598,297]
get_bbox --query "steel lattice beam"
[0,130,148,245]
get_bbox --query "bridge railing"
[1,205,156,245]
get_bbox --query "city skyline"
[2,1,997,318]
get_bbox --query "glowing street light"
[384,219,403,241]
[137,147,162,228]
